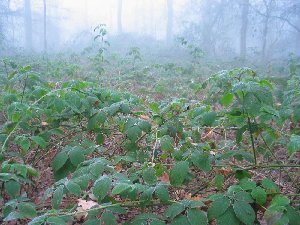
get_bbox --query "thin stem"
[247,116,257,165]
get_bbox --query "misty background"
[0,0,299,63]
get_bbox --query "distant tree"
[117,0,123,34]
[24,0,32,51]
[166,0,173,42]
[43,0,47,52]
[240,0,250,60]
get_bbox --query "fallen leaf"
[77,199,98,211]
[158,172,170,183]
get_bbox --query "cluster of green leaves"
[0,62,299,224]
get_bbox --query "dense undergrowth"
[0,40,300,225]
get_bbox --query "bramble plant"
[0,55,299,223]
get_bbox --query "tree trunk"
[117,0,123,34]
[43,0,47,52]
[240,0,249,60]
[166,0,173,42]
[24,0,32,51]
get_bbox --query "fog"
[0,0,299,62]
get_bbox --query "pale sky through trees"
[9,0,187,43]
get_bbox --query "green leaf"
[143,167,157,185]
[96,133,105,145]
[271,195,290,207]
[165,203,185,219]
[170,215,189,225]
[251,186,266,205]
[214,174,224,190]
[18,202,37,218]
[4,211,22,221]
[88,112,106,130]
[28,215,47,225]
[233,201,255,225]
[217,207,240,225]
[139,120,151,133]
[16,136,30,152]
[101,211,117,225]
[155,185,170,203]
[160,135,174,152]
[287,135,300,155]
[239,178,256,191]
[52,185,64,209]
[69,147,85,166]
[187,208,208,225]
[47,216,67,225]
[31,136,47,148]
[208,196,231,221]
[52,151,68,172]
[127,126,142,142]
[149,102,160,113]
[191,152,211,172]
[112,183,131,195]
[221,93,234,106]
[65,181,81,196]
[170,161,189,186]
[286,206,300,225]
[93,176,112,201]
[5,180,20,198]
[261,178,279,193]
[234,191,253,203]
[202,111,217,126]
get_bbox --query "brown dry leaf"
[140,114,150,120]
[158,172,170,183]
[115,162,123,172]
[41,122,48,126]
[185,193,203,201]
[216,168,232,177]
[77,199,98,211]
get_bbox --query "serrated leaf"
[31,136,47,148]
[286,205,300,225]
[261,178,279,193]
[288,134,300,155]
[155,185,169,203]
[69,147,85,166]
[170,215,189,225]
[221,93,234,106]
[143,167,157,185]
[18,202,37,218]
[52,185,64,209]
[16,136,30,152]
[52,151,68,172]
[233,201,255,225]
[139,120,151,133]
[160,135,174,152]
[202,111,217,126]
[170,161,189,186]
[234,191,253,203]
[4,211,22,221]
[214,174,224,190]
[93,176,112,201]
[47,216,67,225]
[112,183,131,195]
[191,152,211,172]
[127,126,142,142]
[101,211,117,225]
[28,215,47,225]
[217,207,240,225]
[96,133,105,145]
[271,195,290,207]
[165,203,185,219]
[187,208,208,225]
[5,180,20,198]
[208,196,231,221]
[239,178,256,191]
[251,186,266,205]
[66,181,81,196]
